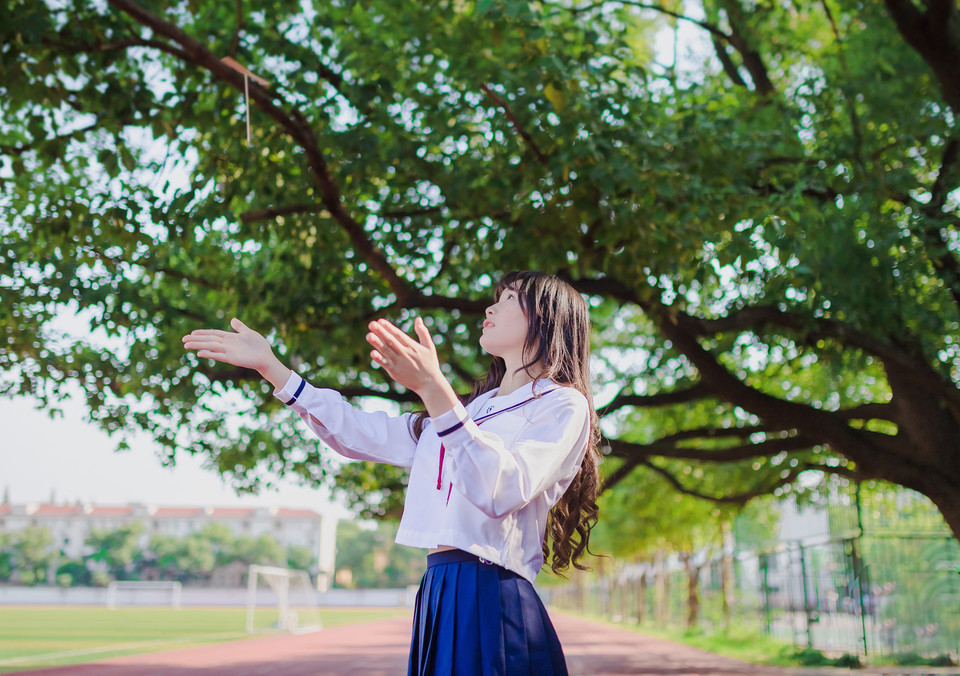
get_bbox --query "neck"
[496,358,544,397]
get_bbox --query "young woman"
[182,270,601,675]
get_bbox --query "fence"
[548,485,960,660]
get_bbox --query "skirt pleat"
[408,550,568,676]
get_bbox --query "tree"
[86,523,144,579]
[3,0,960,538]
[286,544,314,572]
[232,533,285,566]
[0,532,13,582]
[9,526,55,585]
[201,521,236,567]
[334,519,425,588]
[56,557,93,587]
[146,532,183,578]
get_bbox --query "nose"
[485,305,494,317]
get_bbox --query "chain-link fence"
[547,486,960,660]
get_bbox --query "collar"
[475,379,558,416]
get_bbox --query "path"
[11,613,960,675]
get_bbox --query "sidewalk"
[10,613,960,675]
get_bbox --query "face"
[479,285,529,359]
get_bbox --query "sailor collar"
[476,379,558,418]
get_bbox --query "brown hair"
[413,271,601,575]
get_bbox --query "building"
[0,502,337,589]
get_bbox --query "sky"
[0,394,351,518]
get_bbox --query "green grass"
[0,606,412,673]
[559,611,808,667]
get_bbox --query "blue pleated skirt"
[408,549,568,676]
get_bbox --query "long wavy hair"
[412,271,601,575]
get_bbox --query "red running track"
[10,613,955,675]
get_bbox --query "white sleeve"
[432,388,591,518]
[274,372,418,468]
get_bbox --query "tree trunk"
[681,551,701,629]
[720,522,734,632]
[655,551,669,625]
[635,569,648,624]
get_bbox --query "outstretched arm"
[182,318,291,389]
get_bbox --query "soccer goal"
[106,580,182,609]
[246,565,322,634]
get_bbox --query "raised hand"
[367,317,444,394]
[365,317,458,418]
[182,318,290,389]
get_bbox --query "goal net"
[106,580,182,609]
[246,564,323,634]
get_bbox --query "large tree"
[3,0,960,538]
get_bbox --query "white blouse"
[274,372,591,582]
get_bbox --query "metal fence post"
[799,543,815,648]
[855,482,869,656]
[760,552,772,635]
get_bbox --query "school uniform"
[274,372,591,676]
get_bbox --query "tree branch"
[0,119,100,157]
[718,0,774,95]
[567,1,731,42]
[883,0,960,113]
[479,84,549,167]
[599,457,640,494]
[676,302,960,414]
[710,35,748,88]
[239,203,328,223]
[228,0,243,58]
[837,402,896,421]
[820,0,864,169]
[918,138,960,310]
[599,382,714,416]
[641,459,798,504]
[105,0,419,307]
[607,432,817,464]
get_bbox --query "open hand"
[367,317,443,395]
[182,318,275,372]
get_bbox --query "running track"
[12,613,960,675]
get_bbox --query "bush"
[789,648,861,668]
[57,559,91,587]
[888,651,958,667]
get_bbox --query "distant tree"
[334,520,424,589]
[146,532,183,579]
[85,523,143,579]
[56,558,92,587]
[232,533,286,566]
[200,522,236,567]
[286,545,314,572]
[11,526,55,585]
[177,533,217,581]
[0,532,14,582]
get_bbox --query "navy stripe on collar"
[436,389,556,437]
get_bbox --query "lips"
[483,320,494,328]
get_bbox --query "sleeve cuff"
[273,371,306,406]
[431,402,470,437]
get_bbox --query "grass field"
[0,606,412,673]
[564,611,801,667]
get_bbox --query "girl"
[182,270,601,675]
